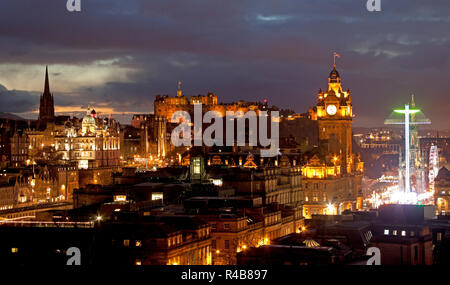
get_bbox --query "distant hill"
[0,112,25,120]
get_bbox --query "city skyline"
[0,1,449,130]
[1,1,450,269]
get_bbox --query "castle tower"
[316,63,353,173]
[38,66,55,125]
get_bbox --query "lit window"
[393,230,397,236]
[11,248,18,253]
[152,192,163,201]
[384,229,389,235]
[135,259,142,266]
[401,231,406,236]
[114,195,127,202]
[192,158,201,174]
[135,240,142,247]
[123,240,130,247]
[410,231,415,237]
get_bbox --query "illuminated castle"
[153,81,262,120]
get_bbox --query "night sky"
[0,0,449,130]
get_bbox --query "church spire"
[44,65,50,95]
[38,65,55,125]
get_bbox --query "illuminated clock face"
[327,104,337,115]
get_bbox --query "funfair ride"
[379,95,432,205]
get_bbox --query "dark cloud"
[0,0,448,129]
[0,84,39,113]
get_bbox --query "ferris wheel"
[428,144,439,192]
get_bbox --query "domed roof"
[82,114,96,125]
[303,238,320,248]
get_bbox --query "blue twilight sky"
[0,0,449,129]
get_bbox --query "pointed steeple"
[38,66,55,125]
[411,94,415,108]
[44,65,50,95]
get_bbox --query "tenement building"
[183,195,304,265]
[93,213,212,265]
[371,204,433,265]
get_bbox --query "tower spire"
[38,65,55,125]
[44,65,50,95]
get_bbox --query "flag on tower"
[333,52,340,66]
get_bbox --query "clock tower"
[316,63,353,173]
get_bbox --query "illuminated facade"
[315,65,354,173]
[141,114,167,159]
[187,201,304,265]
[302,63,364,218]
[301,155,341,179]
[0,177,32,210]
[11,68,121,171]
[154,83,261,121]
[8,67,121,205]
[54,108,121,170]
[31,165,79,203]
[435,167,450,214]
[428,145,439,193]
[0,163,78,210]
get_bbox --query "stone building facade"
[301,64,364,218]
